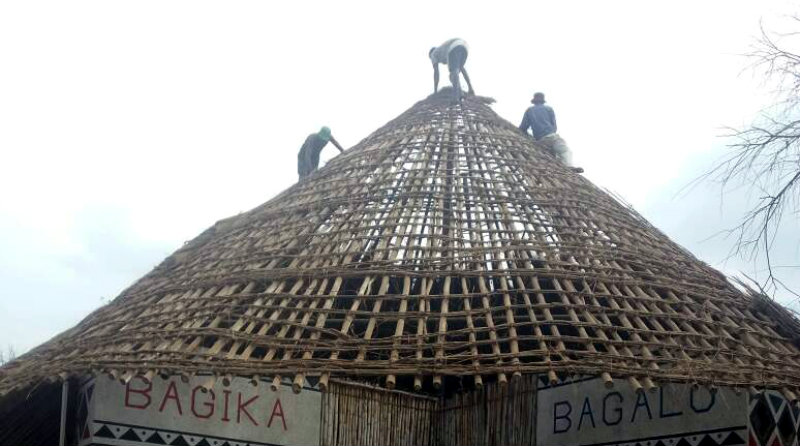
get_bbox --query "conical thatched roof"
[3,89,800,397]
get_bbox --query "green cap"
[317,126,331,143]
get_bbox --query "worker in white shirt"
[429,38,474,101]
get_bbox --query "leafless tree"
[706,18,800,296]
[0,345,16,366]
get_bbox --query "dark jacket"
[298,134,328,178]
[519,104,557,140]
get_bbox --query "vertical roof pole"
[59,379,68,446]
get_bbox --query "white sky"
[1,0,798,354]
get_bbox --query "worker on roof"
[519,92,583,173]
[430,38,474,101]
[297,126,344,180]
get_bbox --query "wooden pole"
[59,379,68,446]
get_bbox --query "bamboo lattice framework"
[3,89,800,398]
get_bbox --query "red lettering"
[125,377,152,409]
[158,381,183,415]
[268,398,287,431]
[191,386,215,418]
[222,390,231,422]
[238,393,259,426]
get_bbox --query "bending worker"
[519,92,583,173]
[430,38,475,101]
[297,126,344,180]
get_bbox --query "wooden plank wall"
[321,380,438,446]
[434,375,537,446]
[321,376,538,446]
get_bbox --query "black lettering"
[577,397,596,430]
[553,401,572,434]
[602,392,623,426]
[630,391,653,423]
[659,386,683,418]
[690,387,716,413]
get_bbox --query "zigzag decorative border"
[86,420,281,446]
[578,427,746,446]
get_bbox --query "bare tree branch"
[705,18,800,296]
[0,345,15,366]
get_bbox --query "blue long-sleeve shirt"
[519,104,557,140]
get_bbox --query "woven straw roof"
[3,89,800,397]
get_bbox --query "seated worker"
[519,92,583,173]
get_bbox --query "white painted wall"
[536,377,746,446]
[78,375,321,446]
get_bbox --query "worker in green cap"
[297,126,344,180]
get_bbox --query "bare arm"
[329,136,344,153]
[433,63,440,93]
[460,66,474,94]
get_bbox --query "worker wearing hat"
[297,126,344,180]
[519,92,582,173]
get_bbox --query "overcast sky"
[1,0,798,355]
